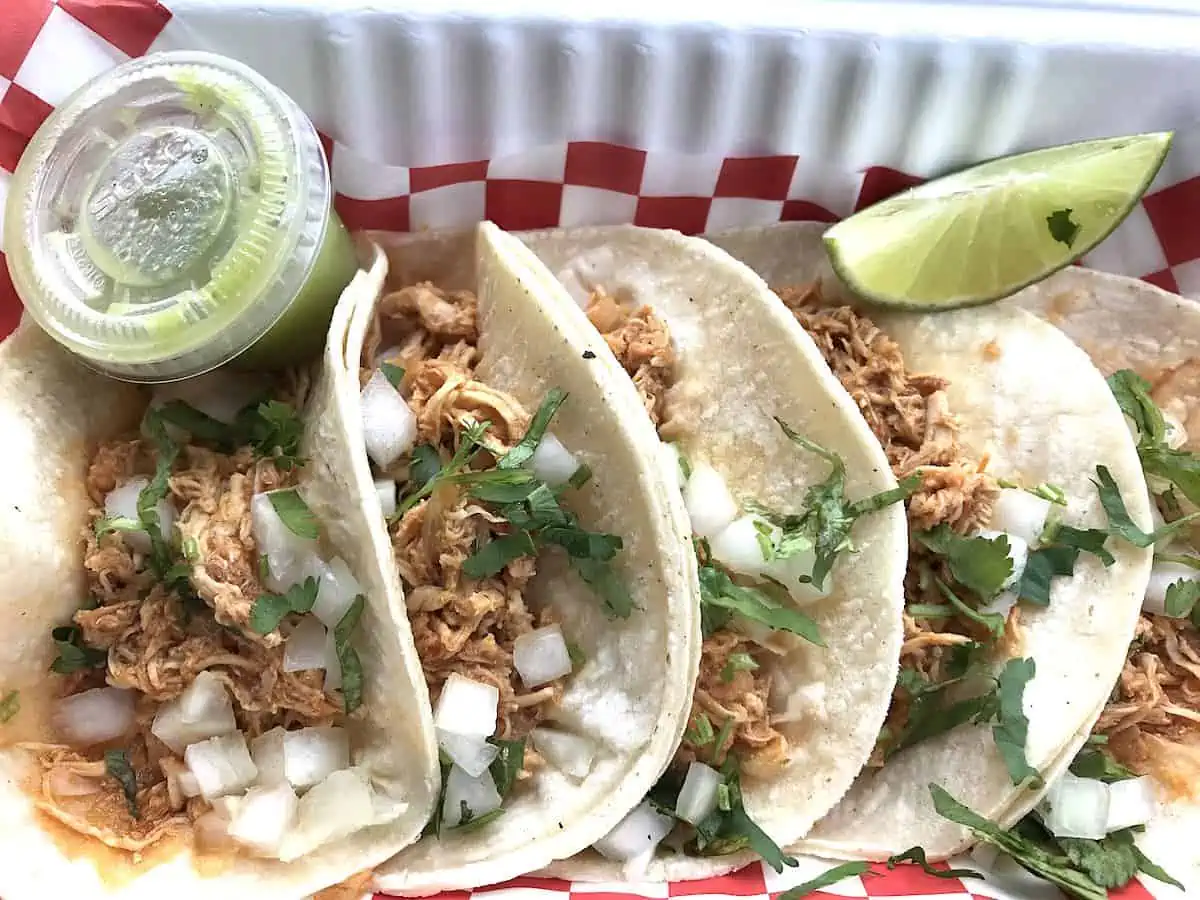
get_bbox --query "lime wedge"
[824,132,1173,310]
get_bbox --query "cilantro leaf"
[1095,464,1200,548]
[934,578,1006,637]
[1142,445,1200,509]
[498,388,567,471]
[105,749,140,818]
[721,652,759,683]
[408,444,443,493]
[1108,370,1166,445]
[754,418,916,591]
[685,712,716,748]
[993,657,1040,786]
[247,401,306,471]
[930,785,1106,900]
[250,577,319,634]
[139,410,181,577]
[1131,840,1185,890]
[0,690,19,724]
[1165,578,1200,618]
[698,565,822,645]
[776,862,870,900]
[690,757,797,873]
[49,625,107,674]
[94,515,144,539]
[1069,749,1137,783]
[455,806,505,834]
[334,594,365,713]
[571,557,635,618]
[916,526,1012,600]
[462,531,537,579]
[487,737,525,797]
[399,419,493,516]
[1059,831,1140,890]
[1047,208,1080,248]
[381,362,405,389]
[267,489,320,540]
[886,846,983,880]
[1016,545,1078,607]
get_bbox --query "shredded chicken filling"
[366,282,566,773]
[28,395,341,856]
[584,290,787,774]
[775,283,1008,761]
[1097,608,1200,800]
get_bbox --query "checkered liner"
[0,2,1190,899]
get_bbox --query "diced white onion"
[375,478,398,519]
[675,761,722,825]
[1040,772,1109,840]
[151,370,260,426]
[1163,409,1189,450]
[251,491,320,593]
[437,729,498,778]
[434,674,499,737]
[441,764,502,828]
[592,800,675,862]
[104,477,176,555]
[283,616,330,673]
[285,768,377,859]
[311,556,363,628]
[710,516,774,579]
[989,489,1052,547]
[1145,562,1199,616]
[531,728,596,780]
[209,795,243,820]
[683,462,739,539]
[185,733,259,800]
[250,728,288,788]
[528,433,581,487]
[151,671,237,754]
[362,369,417,470]
[228,783,299,857]
[980,589,1019,620]
[283,726,351,791]
[1106,775,1157,832]
[976,529,1029,589]
[513,624,573,688]
[53,687,135,747]
[179,769,202,798]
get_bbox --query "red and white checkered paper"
[1,2,1195,899]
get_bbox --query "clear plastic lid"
[4,51,336,382]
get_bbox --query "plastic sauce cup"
[4,51,358,382]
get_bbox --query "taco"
[706,221,1154,860]
[1011,267,1200,889]
[517,225,911,880]
[0,243,440,900]
[326,224,700,895]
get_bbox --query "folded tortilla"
[0,243,440,900]
[333,225,701,895]
[520,225,910,880]
[708,221,1154,860]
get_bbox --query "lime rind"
[824,132,1173,311]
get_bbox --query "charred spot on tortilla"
[582,350,596,359]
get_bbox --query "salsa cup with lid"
[4,50,357,383]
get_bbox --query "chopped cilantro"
[934,578,1005,637]
[1054,525,1116,566]
[498,388,567,471]
[566,463,592,490]
[916,526,1012,600]
[751,418,917,591]
[671,442,693,481]
[1016,545,1078,607]
[685,713,716,748]
[250,576,319,634]
[399,419,493,516]
[50,625,107,674]
[1156,550,1200,570]
[0,690,18,724]
[992,657,1040,786]
[157,398,305,471]
[905,603,954,618]
[566,641,586,668]
[105,749,140,818]
[886,846,982,880]
[1108,369,1200,507]
[408,444,443,494]
[1069,749,1137,783]
[691,756,797,872]
[268,489,320,540]
[334,594,365,713]
[455,806,505,834]
[156,400,234,445]
[1046,208,1080,248]
[94,515,143,539]
[380,363,405,389]
[571,556,635,619]
[487,737,525,797]
[776,862,869,900]
[999,478,1069,506]
[462,530,537,579]
[1165,578,1200,619]
[721,652,759,683]
[139,410,181,578]
[698,564,822,645]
